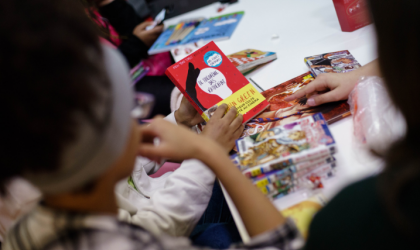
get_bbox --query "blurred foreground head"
[0,0,133,195]
[369,0,420,232]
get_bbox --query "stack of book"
[227,49,277,74]
[234,113,337,199]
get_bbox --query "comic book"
[243,154,335,178]
[148,18,204,55]
[227,49,277,73]
[165,41,269,123]
[240,72,350,143]
[255,159,336,199]
[181,11,244,45]
[236,113,337,175]
[304,50,361,77]
[149,11,244,55]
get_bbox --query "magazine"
[304,50,361,76]
[227,49,277,73]
[236,113,336,174]
[149,11,244,55]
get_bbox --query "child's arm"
[138,112,286,238]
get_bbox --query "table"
[164,0,382,242]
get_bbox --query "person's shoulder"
[43,222,161,250]
[305,176,382,250]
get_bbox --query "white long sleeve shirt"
[115,112,216,237]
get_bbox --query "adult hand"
[174,96,204,127]
[284,72,359,106]
[285,60,380,106]
[137,116,218,163]
[133,22,163,47]
[201,104,244,153]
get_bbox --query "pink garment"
[143,52,173,76]
[149,162,181,178]
[91,9,122,47]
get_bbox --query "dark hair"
[369,0,420,234]
[0,0,110,194]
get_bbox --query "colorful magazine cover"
[236,113,336,173]
[240,72,350,141]
[181,11,244,45]
[227,49,277,73]
[148,18,203,55]
[165,41,269,123]
[304,50,361,76]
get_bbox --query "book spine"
[165,69,204,115]
[252,167,295,187]
[242,158,294,178]
[293,163,336,191]
[288,145,333,165]
[294,155,334,171]
[294,161,336,179]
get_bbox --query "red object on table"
[332,0,371,32]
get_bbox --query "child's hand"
[174,96,204,127]
[138,116,218,163]
[201,104,244,153]
[133,22,163,47]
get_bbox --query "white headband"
[24,45,133,195]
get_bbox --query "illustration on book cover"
[240,72,350,141]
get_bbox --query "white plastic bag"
[348,76,406,154]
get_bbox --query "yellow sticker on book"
[201,83,266,122]
[259,186,268,195]
[255,179,269,188]
[250,168,262,177]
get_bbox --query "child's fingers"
[229,113,243,131]
[233,124,245,140]
[223,106,237,122]
[152,25,164,33]
[212,104,229,119]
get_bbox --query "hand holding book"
[175,96,204,127]
[137,117,286,237]
[201,104,244,153]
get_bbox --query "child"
[83,0,174,117]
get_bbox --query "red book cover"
[166,41,269,123]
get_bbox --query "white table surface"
[165,0,382,243]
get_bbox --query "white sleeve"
[128,159,215,237]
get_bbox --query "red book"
[332,0,371,32]
[166,41,269,123]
